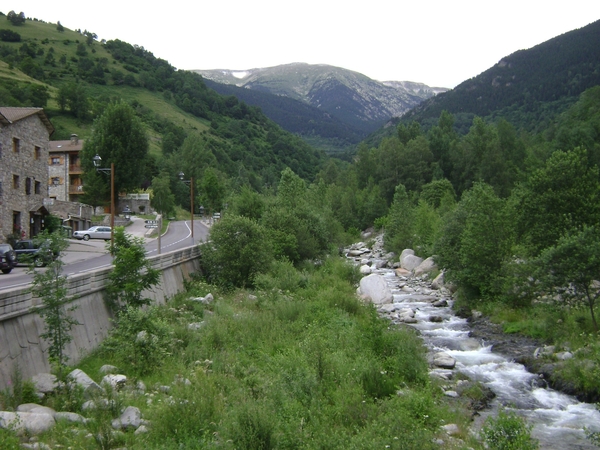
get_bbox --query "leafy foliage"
[482,409,538,450]
[435,182,514,300]
[101,305,174,375]
[200,215,273,289]
[534,226,600,332]
[514,147,600,256]
[81,100,150,199]
[29,231,76,378]
[106,227,160,309]
[150,172,176,216]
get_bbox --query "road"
[0,217,210,292]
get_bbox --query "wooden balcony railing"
[69,185,84,194]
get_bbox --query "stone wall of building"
[47,152,70,201]
[0,114,50,241]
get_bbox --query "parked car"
[0,243,18,274]
[72,226,112,241]
[13,239,58,267]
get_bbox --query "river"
[351,244,600,449]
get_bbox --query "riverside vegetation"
[1,256,535,449]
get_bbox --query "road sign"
[145,220,157,224]
[144,224,158,228]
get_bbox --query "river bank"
[349,235,600,449]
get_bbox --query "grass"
[6,256,484,449]
[0,17,211,147]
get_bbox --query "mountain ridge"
[194,63,448,154]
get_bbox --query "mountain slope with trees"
[398,19,600,135]
[0,10,326,207]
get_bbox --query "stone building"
[0,107,54,242]
[48,134,84,203]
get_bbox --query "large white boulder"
[358,274,393,304]
[0,411,55,435]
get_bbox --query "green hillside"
[398,19,600,135]
[0,12,326,187]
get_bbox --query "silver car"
[72,226,112,241]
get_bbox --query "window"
[25,177,31,195]
[34,180,41,195]
[51,177,60,185]
[0,181,3,197]
[13,174,20,189]
[13,211,21,235]
[35,146,41,160]
[13,137,20,153]
[0,141,3,158]
[51,157,61,165]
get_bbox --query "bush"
[101,306,175,375]
[0,28,20,42]
[200,215,273,288]
[482,409,538,450]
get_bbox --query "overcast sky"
[11,1,600,88]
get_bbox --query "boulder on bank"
[0,411,55,436]
[400,250,423,272]
[358,273,393,304]
[414,257,437,277]
[68,369,103,398]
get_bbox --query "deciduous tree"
[534,226,600,332]
[82,101,149,196]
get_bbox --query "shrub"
[101,306,174,375]
[200,215,273,288]
[227,401,275,450]
[106,227,160,309]
[0,28,21,42]
[482,409,538,450]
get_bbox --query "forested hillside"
[398,19,600,135]
[203,78,366,157]
[0,12,325,196]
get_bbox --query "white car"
[72,226,112,241]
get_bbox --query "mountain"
[398,19,600,135]
[195,63,447,155]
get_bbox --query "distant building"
[48,134,85,202]
[0,107,54,241]
[47,134,93,232]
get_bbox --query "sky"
[11,1,600,88]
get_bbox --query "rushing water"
[372,266,600,449]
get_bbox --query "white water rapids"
[374,268,600,449]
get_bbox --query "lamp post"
[178,172,194,240]
[93,154,115,251]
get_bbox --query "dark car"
[13,239,58,267]
[0,243,19,274]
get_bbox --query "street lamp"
[93,154,115,251]
[178,172,194,240]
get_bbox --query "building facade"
[48,134,84,203]
[0,107,54,242]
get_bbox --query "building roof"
[49,135,84,152]
[0,107,55,135]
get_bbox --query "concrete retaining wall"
[0,246,200,390]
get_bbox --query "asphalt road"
[0,216,210,291]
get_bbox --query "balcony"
[69,185,84,195]
[69,164,83,174]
